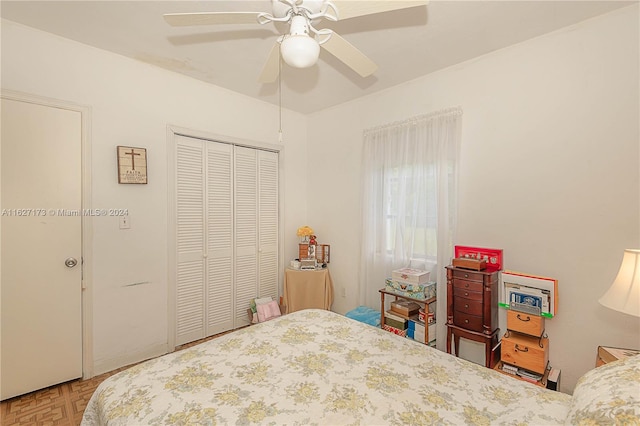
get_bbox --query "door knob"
[65,257,78,268]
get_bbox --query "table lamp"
[599,249,640,317]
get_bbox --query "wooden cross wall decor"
[117,146,148,184]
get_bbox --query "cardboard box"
[390,300,421,317]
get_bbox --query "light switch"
[119,215,131,229]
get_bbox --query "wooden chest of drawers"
[446,266,500,367]
[447,266,499,335]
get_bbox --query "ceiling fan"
[164,0,428,83]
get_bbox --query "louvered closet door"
[205,142,234,335]
[234,147,259,327]
[258,150,279,300]
[175,136,206,345]
[174,136,279,343]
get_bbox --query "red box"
[382,324,407,337]
[454,246,503,271]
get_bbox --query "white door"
[205,141,234,336]
[1,98,83,400]
[172,134,279,346]
[234,146,259,327]
[257,150,279,301]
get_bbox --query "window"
[358,108,462,308]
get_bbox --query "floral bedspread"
[81,309,570,425]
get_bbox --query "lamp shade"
[280,34,320,68]
[599,249,640,317]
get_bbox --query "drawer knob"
[517,314,531,322]
[465,304,469,309]
[464,292,469,297]
[515,344,529,353]
[464,319,469,324]
[465,283,469,287]
[464,274,469,278]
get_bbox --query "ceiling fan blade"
[321,32,377,77]
[163,12,261,27]
[258,43,281,83]
[331,0,428,21]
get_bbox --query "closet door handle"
[65,257,78,268]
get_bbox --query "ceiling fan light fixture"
[280,34,320,68]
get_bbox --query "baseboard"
[91,342,168,377]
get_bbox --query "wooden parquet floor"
[0,332,230,426]
[0,366,131,426]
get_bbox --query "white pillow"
[565,354,640,425]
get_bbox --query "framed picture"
[298,243,330,263]
[117,146,148,184]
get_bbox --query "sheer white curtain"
[358,108,462,309]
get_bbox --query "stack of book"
[383,300,421,336]
[499,362,543,383]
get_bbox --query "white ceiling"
[1,1,634,114]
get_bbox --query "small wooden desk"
[283,268,334,313]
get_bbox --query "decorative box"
[506,310,545,337]
[382,324,407,337]
[391,268,430,285]
[452,257,487,271]
[385,279,437,300]
[454,245,503,272]
[384,311,407,330]
[501,333,549,375]
[418,308,426,322]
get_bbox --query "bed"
[82,309,639,425]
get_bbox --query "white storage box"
[392,268,430,285]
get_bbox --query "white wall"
[2,4,638,394]
[1,20,309,375]
[307,5,640,393]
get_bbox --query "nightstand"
[596,346,640,367]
